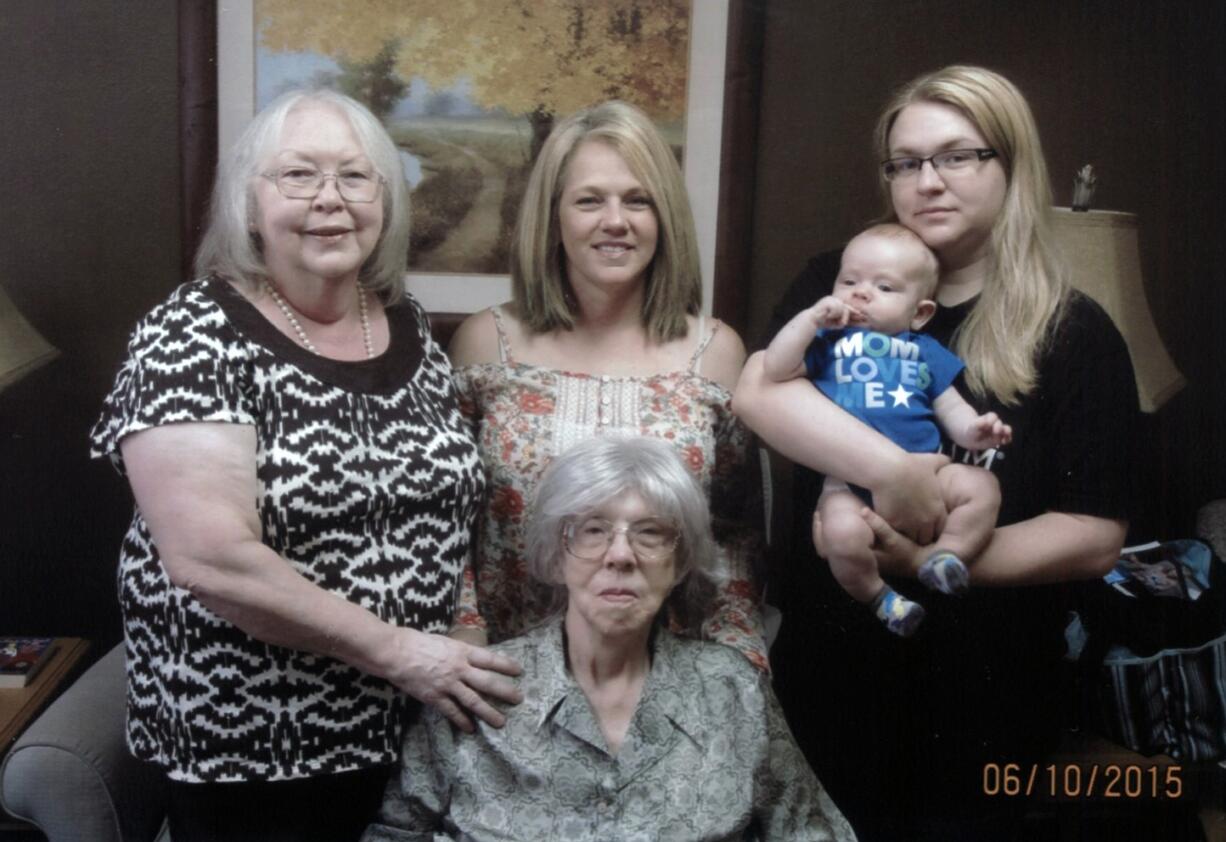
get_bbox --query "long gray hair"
[525,435,719,631]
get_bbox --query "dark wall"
[748,0,1226,541]
[0,2,182,647]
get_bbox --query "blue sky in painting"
[256,51,338,106]
[257,50,488,119]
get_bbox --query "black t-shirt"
[762,249,1140,833]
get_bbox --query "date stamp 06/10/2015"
[982,762,1185,800]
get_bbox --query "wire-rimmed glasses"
[563,517,680,562]
[262,166,384,203]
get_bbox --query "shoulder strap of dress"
[490,305,513,366]
[687,314,719,376]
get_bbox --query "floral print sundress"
[452,307,769,671]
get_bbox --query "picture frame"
[178,1,762,333]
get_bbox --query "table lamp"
[1050,208,1185,412]
[0,283,59,392]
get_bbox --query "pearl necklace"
[264,281,374,359]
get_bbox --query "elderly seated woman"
[364,436,854,841]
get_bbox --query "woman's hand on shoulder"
[385,627,523,733]
[447,307,504,367]
[702,320,748,392]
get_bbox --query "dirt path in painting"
[415,142,505,272]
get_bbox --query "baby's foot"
[872,587,926,637]
[919,551,970,596]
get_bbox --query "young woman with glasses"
[734,66,1139,840]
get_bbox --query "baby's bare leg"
[818,482,927,637]
[916,464,1000,596]
[934,464,1001,562]
[817,486,883,603]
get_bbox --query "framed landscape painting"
[203,0,756,318]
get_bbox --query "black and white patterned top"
[89,277,485,783]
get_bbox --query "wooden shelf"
[0,637,90,756]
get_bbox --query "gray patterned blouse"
[364,621,855,841]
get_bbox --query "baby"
[764,224,1011,636]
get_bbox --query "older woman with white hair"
[89,88,521,841]
[365,436,855,842]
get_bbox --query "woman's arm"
[121,421,520,732]
[447,307,501,367]
[700,325,770,671]
[445,308,501,643]
[704,419,770,672]
[971,513,1124,583]
[699,318,749,392]
[863,507,1125,585]
[733,351,949,544]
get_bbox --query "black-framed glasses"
[262,166,384,202]
[880,148,998,182]
[563,517,680,562]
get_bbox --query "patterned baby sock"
[919,551,970,596]
[871,586,926,637]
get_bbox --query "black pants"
[167,765,392,842]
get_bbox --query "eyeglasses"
[880,148,998,182]
[563,517,679,562]
[262,166,384,203]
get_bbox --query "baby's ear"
[911,299,937,331]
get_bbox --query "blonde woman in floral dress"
[448,101,768,671]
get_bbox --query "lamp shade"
[0,283,59,392]
[1051,208,1185,412]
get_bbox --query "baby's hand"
[965,412,1013,449]
[808,296,856,329]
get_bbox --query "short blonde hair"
[846,223,939,299]
[874,66,1067,404]
[194,88,410,302]
[511,101,700,342]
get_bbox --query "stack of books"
[0,637,56,689]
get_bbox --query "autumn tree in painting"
[256,0,691,274]
[257,0,690,151]
[333,40,408,120]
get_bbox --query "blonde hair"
[511,100,700,342]
[847,223,939,299]
[194,88,410,302]
[874,66,1068,404]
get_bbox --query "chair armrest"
[0,642,167,842]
